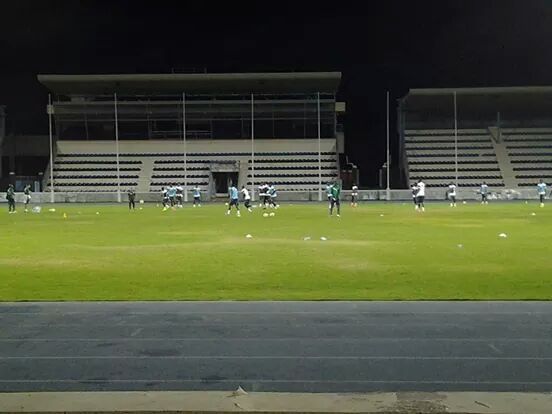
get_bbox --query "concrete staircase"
[137,158,155,192]
[488,127,517,188]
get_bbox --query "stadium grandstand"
[399,86,552,191]
[37,72,348,201]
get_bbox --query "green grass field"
[0,201,550,301]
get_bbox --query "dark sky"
[2,0,552,186]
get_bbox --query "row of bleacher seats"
[49,141,339,193]
[501,129,552,186]
[404,128,503,187]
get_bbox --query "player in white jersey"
[415,179,426,212]
[480,182,489,204]
[351,185,359,207]
[447,182,457,207]
[175,185,183,208]
[537,179,547,207]
[241,186,252,212]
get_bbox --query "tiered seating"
[503,128,552,186]
[48,140,338,193]
[51,157,141,192]
[405,129,504,187]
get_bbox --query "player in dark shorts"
[351,185,358,207]
[411,184,418,208]
[226,185,241,216]
[6,184,16,213]
[329,183,341,217]
[127,189,136,210]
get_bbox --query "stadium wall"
[56,139,336,154]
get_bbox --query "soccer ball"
[269,212,275,217]
[263,213,269,217]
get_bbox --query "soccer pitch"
[1,201,550,301]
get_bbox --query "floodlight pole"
[47,94,55,203]
[251,93,255,202]
[114,93,121,203]
[386,90,391,201]
[453,91,458,186]
[317,92,322,201]
[182,92,188,202]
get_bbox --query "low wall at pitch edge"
[0,188,545,203]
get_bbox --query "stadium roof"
[37,72,342,95]
[401,86,552,114]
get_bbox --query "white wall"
[57,139,337,154]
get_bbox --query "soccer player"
[267,183,278,208]
[192,185,201,207]
[537,179,547,207]
[411,183,418,209]
[480,182,489,204]
[175,185,183,208]
[329,182,341,217]
[6,184,16,214]
[447,182,457,207]
[241,186,252,212]
[351,185,359,207]
[167,185,177,207]
[326,182,333,203]
[23,184,32,212]
[416,179,426,212]
[227,185,240,216]
[127,188,136,210]
[258,183,269,208]
[161,187,169,209]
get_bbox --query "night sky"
[1,0,552,186]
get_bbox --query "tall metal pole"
[48,94,55,203]
[386,90,391,200]
[317,92,322,201]
[453,91,458,186]
[114,92,121,203]
[182,92,188,202]
[251,93,255,202]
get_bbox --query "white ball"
[96,212,100,215]
[320,236,327,241]
[245,234,253,239]
[303,236,311,241]
[263,213,269,217]
[499,233,508,238]
[269,212,275,217]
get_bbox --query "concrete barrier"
[0,188,545,204]
[0,391,550,413]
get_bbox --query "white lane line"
[0,337,551,342]
[1,379,551,385]
[1,356,552,360]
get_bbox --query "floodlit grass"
[0,201,551,301]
